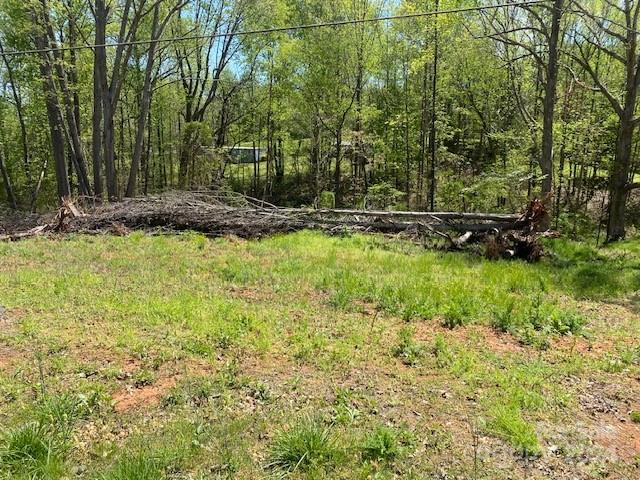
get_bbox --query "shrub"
[365,182,404,210]
[631,411,640,424]
[317,191,336,209]
[549,310,584,335]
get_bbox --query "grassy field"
[0,231,639,479]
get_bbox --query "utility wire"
[0,0,549,57]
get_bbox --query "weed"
[217,358,241,389]
[267,417,339,473]
[487,404,540,457]
[393,327,425,366]
[432,334,453,368]
[525,292,546,331]
[401,298,436,322]
[245,381,272,403]
[630,411,640,423]
[133,369,155,387]
[361,426,399,462]
[163,376,218,407]
[492,299,517,333]
[514,324,551,351]
[35,394,91,432]
[332,387,360,425]
[549,310,584,336]
[442,295,475,329]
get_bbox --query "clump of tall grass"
[0,394,91,478]
[266,417,339,473]
[0,422,67,478]
[98,452,163,480]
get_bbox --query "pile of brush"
[0,192,554,261]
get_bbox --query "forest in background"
[0,0,639,242]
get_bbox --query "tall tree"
[126,0,185,197]
[569,0,640,241]
[484,0,565,198]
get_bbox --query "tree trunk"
[0,41,31,186]
[40,0,92,197]
[126,4,161,197]
[428,0,439,211]
[103,97,118,200]
[334,129,342,206]
[539,0,563,197]
[607,119,634,241]
[0,149,17,209]
[36,46,70,201]
[92,0,107,199]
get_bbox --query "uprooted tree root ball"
[0,191,553,261]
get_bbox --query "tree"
[569,0,640,241]
[484,0,565,199]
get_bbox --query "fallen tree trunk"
[0,193,552,261]
[280,208,520,222]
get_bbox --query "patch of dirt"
[552,336,618,358]
[0,344,21,370]
[412,321,525,354]
[573,378,640,463]
[228,285,275,303]
[578,379,639,416]
[0,306,24,330]
[594,415,640,461]
[112,375,178,413]
[110,357,214,413]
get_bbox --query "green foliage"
[393,327,425,366]
[162,376,219,407]
[98,452,163,480]
[365,182,404,210]
[360,426,399,462]
[432,334,453,368]
[487,405,540,457]
[441,296,475,329]
[332,387,360,425]
[492,299,517,333]
[318,191,336,209]
[267,417,339,473]
[0,422,66,479]
[631,411,640,424]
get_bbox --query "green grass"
[0,231,639,478]
[360,426,400,462]
[267,417,339,473]
[487,405,541,457]
[0,422,67,479]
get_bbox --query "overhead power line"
[0,0,549,58]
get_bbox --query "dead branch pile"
[0,192,554,261]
